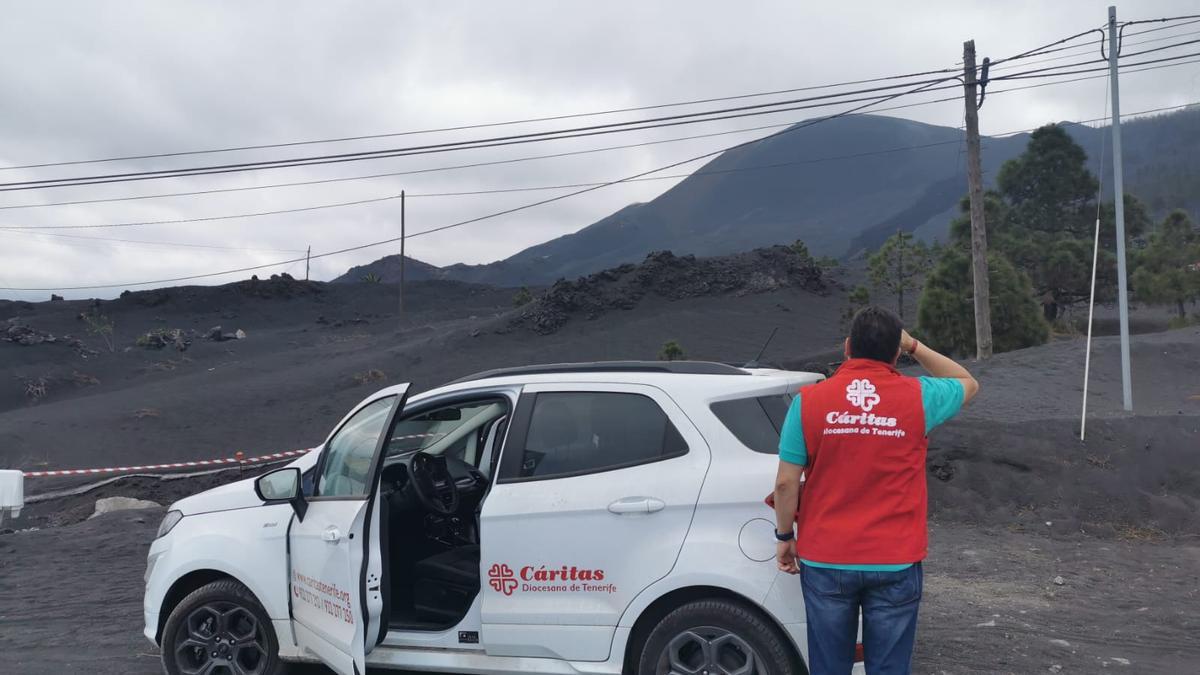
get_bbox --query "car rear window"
[711,394,793,454]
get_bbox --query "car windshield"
[385,400,507,460]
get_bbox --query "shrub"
[512,287,534,307]
[659,340,685,361]
[20,375,49,402]
[81,310,115,353]
[71,371,100,387]
[352,369,387,385]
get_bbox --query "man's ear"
[843,337,851,359]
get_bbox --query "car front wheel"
[636,598,799,675]
[161,579,283,675]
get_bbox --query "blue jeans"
[800,562,923,675]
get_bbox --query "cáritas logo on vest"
[824,378,900,431]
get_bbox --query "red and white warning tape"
[22,449,312,478]
[20,431,445,478]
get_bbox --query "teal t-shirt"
[778,376,964,572]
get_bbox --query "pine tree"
[1132,210,1200,321]
[917,249,1048,356]
[986,125,1147,316]
[840,285,871,333]
[868,230,932,321]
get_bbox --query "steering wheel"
[409,451,460,515]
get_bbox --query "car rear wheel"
[161,579,283,675]
[636,598,798,675]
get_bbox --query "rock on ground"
[90,496,162,519]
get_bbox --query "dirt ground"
[3,258,1199,674]
[3,509,1197,675]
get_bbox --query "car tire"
[635,598,800,675]
[161,579,284,675]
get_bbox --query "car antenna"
[743,327,779,369]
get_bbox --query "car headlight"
[156,510,183,539]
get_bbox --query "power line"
[989,26,1200,73]
[277,102,1200,199]
[985,25,1106,67]
[1,72,960,290]
[0,228,307,254]
[993,46,1200,81]
[0,67,966,173]
[955,14,1200,72]
[7,29,1199,289]
[6,45,1191,215]
[6,19,1130,178]
[0,76,973,192]
[1120,14,1200,29]
[6,56,1198,234]
[6,88,1196,291]
[1,193,402,231]
[0,27,1146,194]
[0,50,1171,198]
[0,121,809,211]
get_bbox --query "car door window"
[317,396,396,497]
[502,392,688,482]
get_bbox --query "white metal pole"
[1081,215,1102,440]
[1108,5,1134,411]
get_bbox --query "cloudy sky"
[2,0,1198,299]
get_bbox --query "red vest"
[795,359,928,564]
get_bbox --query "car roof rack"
[448,360,749,385]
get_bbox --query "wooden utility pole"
[398,190,406,325]
[304,245,311,281]
[963,40,993,359]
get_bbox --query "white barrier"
[0,469,23,525]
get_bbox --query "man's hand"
[777,541,799,574]
[901,328,980,404]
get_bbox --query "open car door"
[288,384,410,675]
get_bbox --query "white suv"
[144,361,865,675]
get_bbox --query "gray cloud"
[1,0,1196,299]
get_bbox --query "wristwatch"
[775,530,795,542]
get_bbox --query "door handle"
[322,526,342,542]
[608,497,666,514]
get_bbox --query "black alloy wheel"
[162,580,282,675]
[636,599,799,675]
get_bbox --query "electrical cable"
[0,26,1150,193]
[1119,14,1200,29]
[993,46,1200,81]
[1,73,960,289]
[0,77,975,191]
[0,66,967,173]
[6,32,1199,289]
[989,27,1200,73]
[6,63,1198,233]
[6,59,1194,215]
[0,51,1155,196]
[0,228,308,253]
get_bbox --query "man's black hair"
[849,306,903,363]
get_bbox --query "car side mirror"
[255,467,308,521]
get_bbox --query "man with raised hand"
[772,306,979,674]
